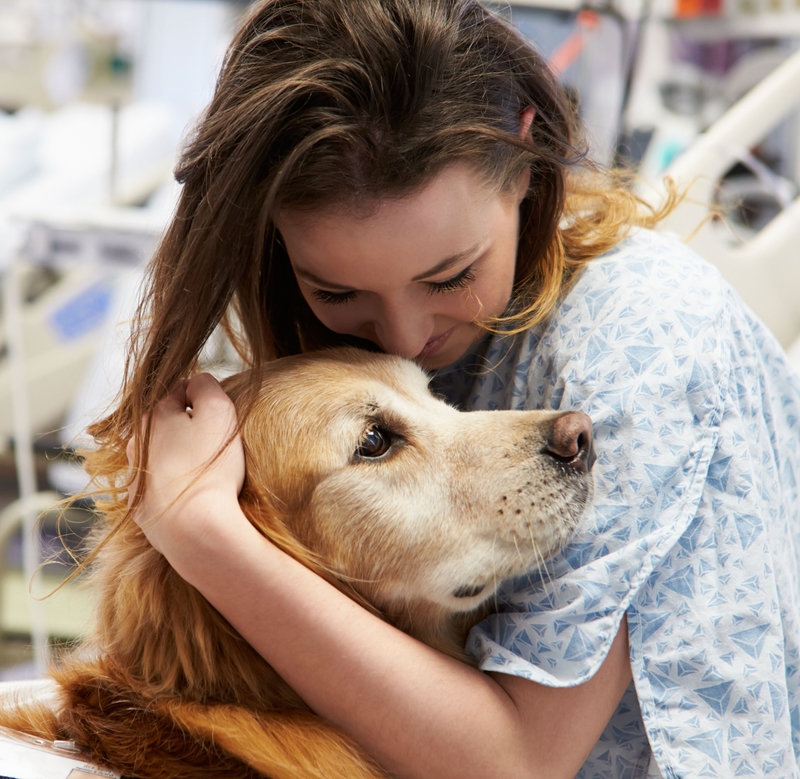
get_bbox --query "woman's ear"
[511,107,536,203]
[513,166,531,204]
[519,106,536,141]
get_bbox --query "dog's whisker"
[525,523,541,591]
[540,551,558,592]
[526,524,556,593]
[491,534,501,611]
[512,536,526,569]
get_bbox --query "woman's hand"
[126,373,246,556]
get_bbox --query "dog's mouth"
[452,583,486,599]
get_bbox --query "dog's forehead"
[265,349,431,403]
[227,349,436,446]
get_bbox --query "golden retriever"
[0,347,594,779]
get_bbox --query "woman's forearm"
[170,499,631,779]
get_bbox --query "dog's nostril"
[453,584,486,599]
[544,412,595,472]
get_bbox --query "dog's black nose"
[544,412,595,472]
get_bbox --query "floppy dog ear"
[238,473,392,624]
[238,477,329,577]
[222,367,389,621]
[222,369,332,578]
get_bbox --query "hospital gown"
[431,229,800,779]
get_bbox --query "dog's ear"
[220,367,266,419]
[238,484,390,624]
[239,482,325,573]
[220,368,277,488]
[222,368,310,559]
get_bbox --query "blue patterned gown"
[431,229,800,779]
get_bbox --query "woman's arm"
[132,375,632,779]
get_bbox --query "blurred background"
[0,0,798,679]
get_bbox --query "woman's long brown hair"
[86,0,672,529]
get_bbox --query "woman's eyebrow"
[293,267,353,291]
[410,242,487,281]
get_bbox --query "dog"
[0,347,594,779]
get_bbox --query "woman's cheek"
[468,274,513,322]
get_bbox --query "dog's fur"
[0,348,593,779]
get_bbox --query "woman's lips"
[418,326,455,359]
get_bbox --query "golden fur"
[0,348,593,778]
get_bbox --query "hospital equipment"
[655,47,800,358]
[0,102,176,673]
[0,1,241,677]
[0,102,176,450]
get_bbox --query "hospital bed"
[655,47,800,361]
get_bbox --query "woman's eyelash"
[311,288,357,305]
[427,266,476,294]
[310,265,476,305]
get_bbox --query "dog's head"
[85,346,594,701]
[224,348,594,622]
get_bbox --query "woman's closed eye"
[426,265,476,295]
[311,288,357,305]
[310,265,477,306]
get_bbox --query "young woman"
[107,1,800,777]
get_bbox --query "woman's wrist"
[151,493,263,586]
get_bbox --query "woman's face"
[276,163,527,370]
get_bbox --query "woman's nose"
[373,302,432,360]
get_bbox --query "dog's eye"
[356,427,392,459]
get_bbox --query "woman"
[109,1,800,777]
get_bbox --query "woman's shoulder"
[567,228,727,324]
[589,226,713,270]
[443,229,780,412]
[490,230,748,411]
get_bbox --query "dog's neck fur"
[84,520,477,712]
[88,523,302,709]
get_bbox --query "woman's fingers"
[127,377,190,505]
[183,374,246,495]
[184,373,236,421]
[153,377,191,419]
[125,373,246,547]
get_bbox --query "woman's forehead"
[275,164,511,285]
